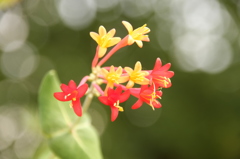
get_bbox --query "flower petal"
[101,68,109,77]
[131,99,143,109]
[77,83,88,98]
[164,72,174,78]
[109,65,115,73]
[124,67,133,75]
[126,80,135,88]
[167,71,174,78]
[98,47,107,58]
[119,90,130,103]
[60,84,70,92]
[54,92,69,101]
[72,99,82,116]
[107,28,116,38]
[142,26,150,34]
[159,63,171,71]
[142,71,149,76]
[106,37,121,47]
[153,71,174,78]
[135,40,143,48]
[115,86,122,94]
[99,25,106,37]
[68,80,77,90]
[115,66,122,75]
[90,32,99,43]
[122,21,133,33]
[136,78,149,85]
[107,87,114,95]
[118,75,129,83]
[142,35,150,42]
[152,100,162,108]
[98,96,109,105]
[127,35,135,45]
[153,58,162,71]
[110,107,119,122]
[129,88,140,98]
[140,85,149,91]
[134,61,142,72]
[156,90,163,97]
[163,82,172,88]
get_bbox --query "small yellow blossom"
[124,61,149,88]
[0,0,19,9]
[90,26,121,58]
[101,66,129,89]
[122,21,150,48]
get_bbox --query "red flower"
[54,80,88,117]
[130,85,162,110]
[98,86,130,121]
[148,58,174,88]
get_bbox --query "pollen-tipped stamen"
[114,100,124,112]
[154,76,171,87]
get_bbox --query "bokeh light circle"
[0,11,29,51]
[125,100,162,127]
[121,0,153,19]
[173,34,233,74]
[95,0,119,11]
[88,102,108,136]
[0,43,39,79]
[0,106,41,158]
[57,0,96,30]
[0,115,18,150]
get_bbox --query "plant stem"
[82,83,94,113]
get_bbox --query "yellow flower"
[101,66,129,88]
[0,0,19,9]
[124,61,149,88]
[122,21,150,48]
[90,26,121,58]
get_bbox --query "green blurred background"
[0,0,240,158]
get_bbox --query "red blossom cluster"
[54,21,174,122]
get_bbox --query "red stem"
[77,76,90,88]
[91,46,99,68]
[97,36,128,67]
[93,83,104,96]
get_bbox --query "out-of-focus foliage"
[0,0,240,159]
[33,142,60,159]
[38,70,102,159]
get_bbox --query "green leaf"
[33,142,60,159]
[38,70,103,159]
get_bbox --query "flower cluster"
[54,21,174,122]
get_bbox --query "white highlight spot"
[0,11,29,51]
[174,34,233,73]
[125,100,161,127]
[1,43,39,79]
[57,0,96,30]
